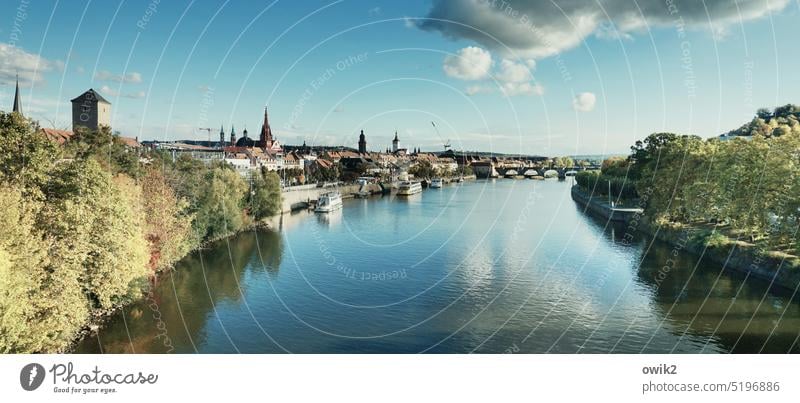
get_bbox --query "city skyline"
[1,0,798,155]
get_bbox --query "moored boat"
[430,178,443,188]
[397,181,422,195]
[315,191,343,212]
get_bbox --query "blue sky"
[1,0,798,155]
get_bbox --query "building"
[71,89,111,132]
[12,75,22,115]
[358,129,367,153]
[392,131,399,153]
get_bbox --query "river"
[77,179,800,353]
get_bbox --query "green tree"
[0,112,59,200]
[250,169,282,220]
[140,168,194,270]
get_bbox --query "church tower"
[12,74,22,115]
[260,107,273,149]
[230,125,236,145]
[219,124,225,148]
[358,130,367,153]
[392,131,399,153]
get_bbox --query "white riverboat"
[430,178,443,188]
[397,181,422,195]
[315,191,343,212]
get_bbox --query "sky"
[1,0,798,156]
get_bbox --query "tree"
[140,168,194,270]
[250,169,282,220]
[0,112,60,200]
[191,166,248,241]
[409,160,436,179]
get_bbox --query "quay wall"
[571,186,800,291]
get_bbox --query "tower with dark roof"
[230,125,236,145]
[358,130,367,153]
[219,124,225,148]
[392,131,399,153]
[260,107,273,149]
[12,74,22,116]
[71,88,111,132]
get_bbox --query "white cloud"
[448,50,542,97]
[465,85,493,96]
[99,85,146,99]
[419,0,790,58]
[443,46,493,80]
[572,92,597,112]
[500,82,544,97]
[94,70,143,83]
[368,7,382,16]
[0,43,61,86]
[496,59,533,83]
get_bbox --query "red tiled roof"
[40,128,74,145]
[118,136,141,148]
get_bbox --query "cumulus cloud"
[0,43,62,86]
[496,59,533,83]
[418,0,789,58]
[573,92,597,112]
[443,46,493,80]
[501,81,544,97]
[94,70,143,83]
[446,48,541,97]
[100,85,146,99]
[465,85,493,96]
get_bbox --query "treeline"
[0,112,281,352]
[579,104,800,255]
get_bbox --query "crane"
[431,121,451,150]
[198,127,213,143]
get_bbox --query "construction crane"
[431,121,451,150]
[198,127,213,143]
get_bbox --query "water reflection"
[78,230,283,353]
[79,180,800,354]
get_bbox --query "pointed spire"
[12,74,22,115]
[260,106,273,148]
[393,131,398,142]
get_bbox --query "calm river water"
[78,179,800,353]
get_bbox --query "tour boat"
[430,178,443,188]
[315,191,343,212]
[397,181,422,196]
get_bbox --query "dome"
[235,136,256,148]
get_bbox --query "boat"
[565,170,578,177]
[315,191,343,212]
[430,178,443,188]
[396,181,422,196]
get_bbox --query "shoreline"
[66,219,277,353]
[570,185,800,292]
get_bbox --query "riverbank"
[641,221,800,292]
[570,185,800,291]
[570,185,643,222]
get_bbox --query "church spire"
[260,106,273,149]
[12,74,22,115]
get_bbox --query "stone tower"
[358,130,367,154]
[71,89,111,132]
[392,131,399,153]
